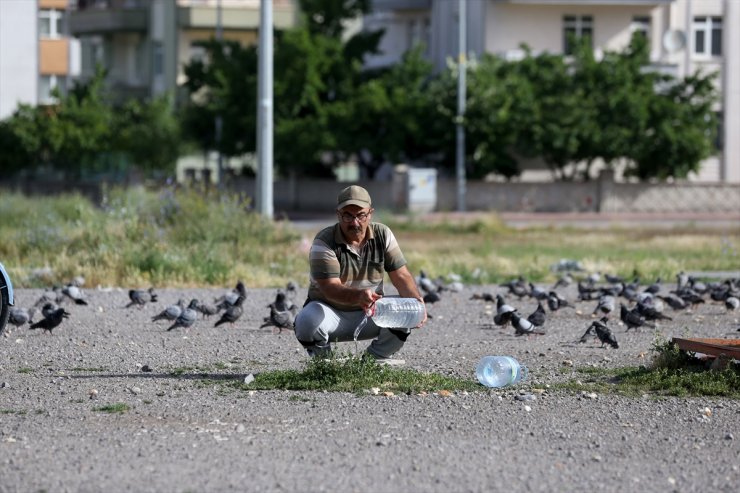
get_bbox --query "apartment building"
[0,0,80,119]
[69,0,298,101]
[365,0,739,183]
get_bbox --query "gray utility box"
[392,166,437,213]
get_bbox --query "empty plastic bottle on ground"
[476,356,529,388]
[368,298,425,328]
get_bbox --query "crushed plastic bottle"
[367,298,425,328]
[476,355,529,388]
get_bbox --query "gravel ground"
[0,284,738,493]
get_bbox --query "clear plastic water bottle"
[367,298,425,328]
[476,356,529,388]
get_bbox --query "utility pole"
[256,0,274,218]
[455,0,467,212]
[215,0,224,188]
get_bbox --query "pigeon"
[636,301,672,321]
[8,307,35,328]
[285,280,299,301]
[41,302,59,319]
[423,290,441,305]
[152,299,185,323]
[493,294,516,326]
[592,295,616,317]
[577,281,600,301]
[61,283,88,305]
[657,294,688,311]
[619,303,655,331]
[470,292,495,302]
[552,273,573,290]
[126,288,158,308]
[69,275,86,288]
[214,294,245,327]
[604,273,624,284]
[676,271,689,290]
[526,302,546,327]
[510,312,545,336]
[585,272,601,285]
[643,277,662,294]
[547,291,574,312]
[215,281,247,311]
[503,279,529,299]
[195,300,219,318]
[259,291,298,333]
[582,317,619,348]
[33,287,64,308]
[167,299,199,331]
[29,308,70,335]
[725,296,739,311]
[416,270,437,295]
[528,283,549,301]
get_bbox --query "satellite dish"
[662,29,686,53]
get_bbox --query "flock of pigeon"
[5,270,739,344]
[419,270,740,350]
[5,278,301,336]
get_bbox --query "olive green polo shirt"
[306,222,407,311]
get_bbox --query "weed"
[93,403,130,414]
[235,354,481,394]
[17,368,33,374]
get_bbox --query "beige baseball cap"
[336,185,372,210]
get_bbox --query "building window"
[39,9,65,39]
[631,16,651,41]
[39,75,66,104]
[563,15,593,54]
[693,16,722,57]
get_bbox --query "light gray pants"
[294,301,411,358]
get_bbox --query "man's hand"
[359,289,382,313]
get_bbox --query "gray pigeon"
[126,288,158,308]
[594,319,619,348]
[259,291,298,334]
[195,300,219,318]
[152,299,185,322]
[62,283,88,305]
[215,281,247,311]
[725,296,739,311]
[214,294,245,327]
[526,302,546,327]
[493,294,516,326]
[167,299,199,331]
[510,311,545,336]
[41,302,58,319]
[592,295,615,317]
[9,307,36,328]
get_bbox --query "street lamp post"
[455,0,467,212]
[256,0,274,218]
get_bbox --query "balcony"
[492,0,674,4]
[371,0,431,11]
[69,7,148,35]
[177,3,297,30]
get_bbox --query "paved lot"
[0,284,738,492]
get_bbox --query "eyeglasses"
[339,211,372,223]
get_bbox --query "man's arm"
[314,278,381,312]
[388,265,427,327]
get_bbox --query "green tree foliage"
[0,68,180,179]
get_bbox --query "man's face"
[337,205,373,241]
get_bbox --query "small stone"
[140,365,153,373]
[235,424,245,433]
[582,392,598,400]
[382,391,395,397]
[369,387,380,395]
[523,405,532,412]
[532,388,545,394]
[701,407,712,417]
[562,360,574,367]
[243,374,255,385]
[437,390,452,397]
[0,382,8,389]
[515,394,537,402]
[88,389,99,400]
[130,387,141,395]
[725,433,734,440]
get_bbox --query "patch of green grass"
[93,403,130,414]
[234,354,481,394]
[17,368,33,374]
[0,409,27,415]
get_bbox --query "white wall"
[0,1,38,119]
